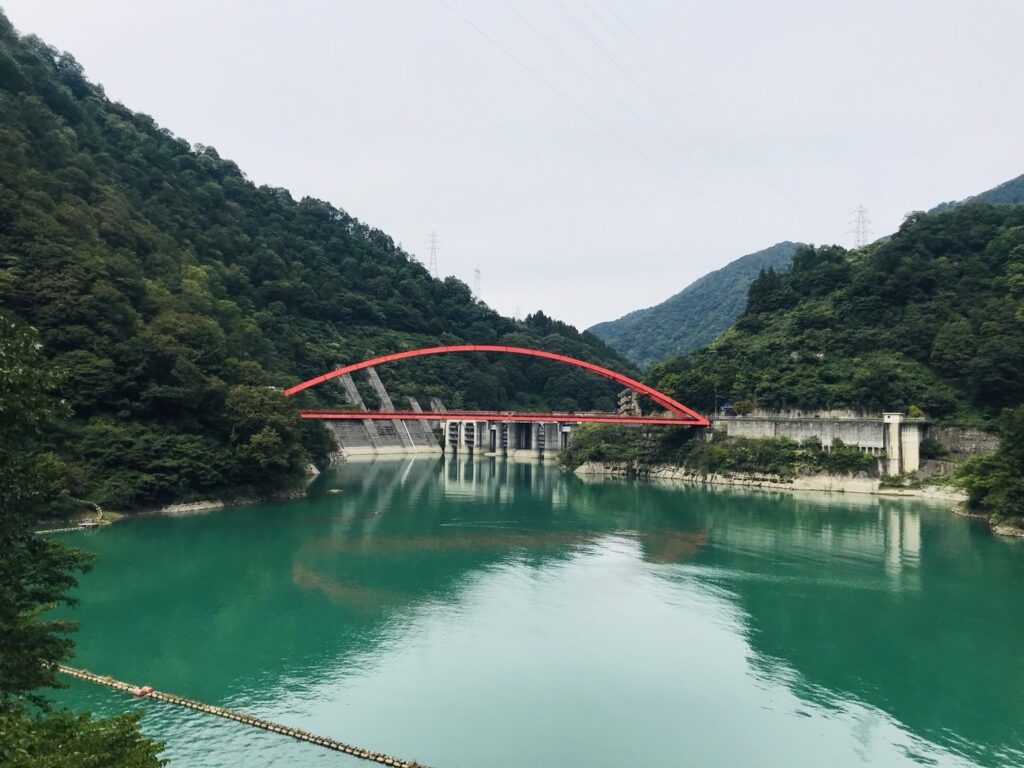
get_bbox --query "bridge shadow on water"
[57,456,1024,767]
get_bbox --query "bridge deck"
[299,410,704,425]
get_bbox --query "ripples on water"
[55,457,1024,767]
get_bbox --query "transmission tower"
[427,231,441,278]
[472,268,481,299]
[849,205,873,248]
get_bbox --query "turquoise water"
[55,457,1024,767]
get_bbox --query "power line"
[583,0,729,157]
[593,0,741,157]
[436,0,703,196]
[547,0,734,177]
[561,0,813,211]
[497,0,710,173]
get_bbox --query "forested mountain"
[0,13,629,511]
[591,173,1024,370]
[649,204,1024,425]
[930,172,1024,213]
[588,242,800,367]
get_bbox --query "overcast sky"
[5,1,1022,329]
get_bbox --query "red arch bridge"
[285,345,708,456]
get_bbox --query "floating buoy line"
[35,526,90,535]
[58,665,427,767]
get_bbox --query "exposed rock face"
[152,487,307,516]
[928,427,1000,457]
[991,523,1024,538]
[157,501,226,515]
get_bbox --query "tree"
[745,267,795,315]
[224,385,310,481]
[0,311,164,765]
[930,318,974,375]
[957,405,1024,523]
[732,399,755,416]
[0,710,163,768]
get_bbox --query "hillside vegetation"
[591,172,1024,371]
[0,14,628,511]
[0,313,164,766]
[649,204,1024,425]
[561,424,876,478]
[588,241,799,367]
[931,172,1024,213]
[956,404,1024,527]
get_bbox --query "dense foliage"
[0,14,629,510]
[1,710,163,768]
[670,436,877,477]
[561,424,876,478]
[956,405,1024,526]
[650,205,1024,424]
[555,425,641,467]
[0,311,164,766]
[588,242,799,367]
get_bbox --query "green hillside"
[649,204,1024,424]
[588,241,800,367]
[0,14,629,511]
[930,172,1024,213]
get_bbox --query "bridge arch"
[283,344,708,426]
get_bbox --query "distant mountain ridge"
[590,172,1024,369]
[588,241,800,367]
[930,173,1024,213]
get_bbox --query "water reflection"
[56,457,1023,768]
[440,454,569,507]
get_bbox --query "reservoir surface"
[56,457,1024,767]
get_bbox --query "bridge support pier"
[446,421,461,454]
[540,422,561,459]
[427,420,555,461]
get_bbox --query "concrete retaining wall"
[715,412,927,475]
[928,426,1000,457]
[720,416,886,449]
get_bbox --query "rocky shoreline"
[574,460,960,498]
[146,486,308,517]
[36,486,311,534]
